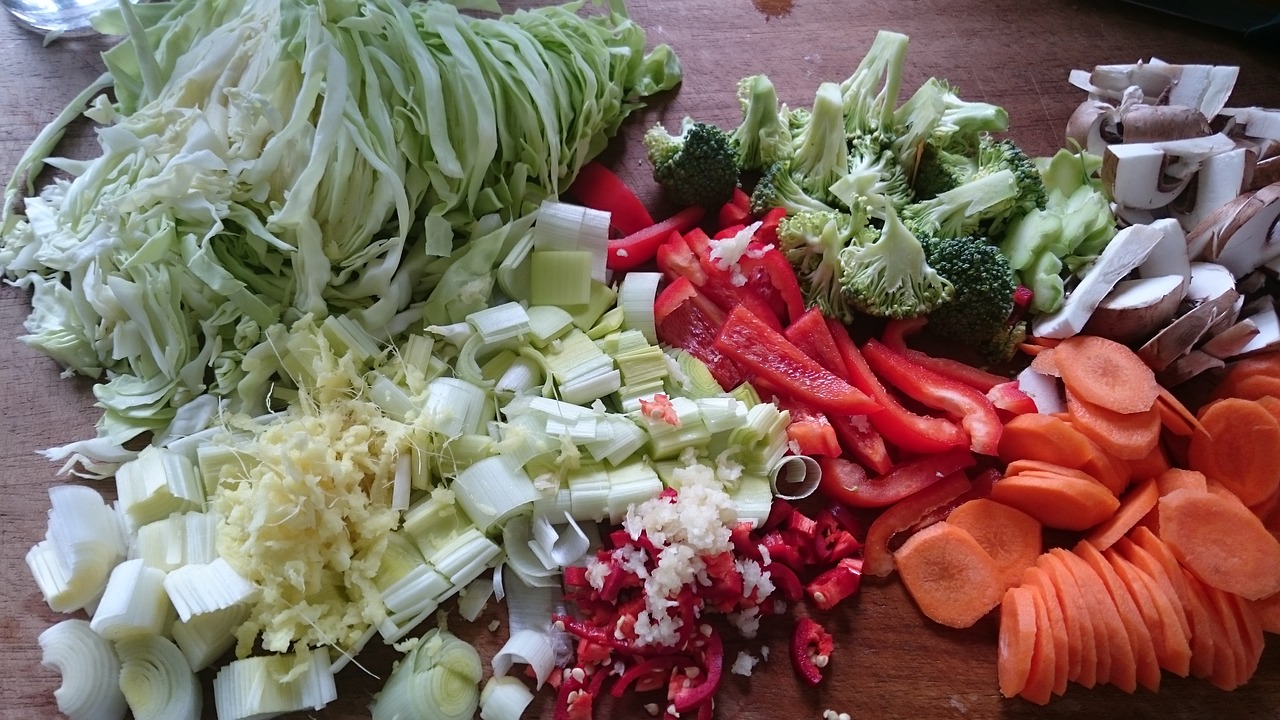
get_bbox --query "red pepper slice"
[783,308,847,375]
[655,232,706,285]
[862,471,972,577]
[610,656,684,699]
[669,627,723,713]
[806,557,864,611]
[608,205,705,272]
[568,161,655,236]
[881,318,1009,392]
[827,318,969,455]
[713,306,881,417]
[818,448,976,509]
[718,201,752,231]
[740,246,807,326]
[766,562,804,602]
[987,380,1038,416]
[654,277,745,390]
[731,186,751,213]
[790,617,835,686]
[682,228,786,331]
[760,529,803,571]
[813,512,862,565]
[862,339,1004,457]
[763,498,794,530]
[755,206,787,247]
[712,223,747,239]
[772,396,842,457]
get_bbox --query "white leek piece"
[424,377,488,437]
[369,371,420,423]
[530,512,590,568]
[90,559,173,641]
[213,648,337,720]
[383,565,452,619]
[468,302,531,343]
[493,356,542,395]
[543,329,614,386]
[430,528,503,588]
[567,464,611,522]
[372,627,483,720]
[402,487,470,561]
[171,604,248,671]
[163,558,259,622]
[115,446,205,527]
[492,629,557,691]
[606,463,663,523]
[31,485,127,612]
[730,402,792,473]
[479,675,535,720]
[695,397,749,433]
[195,442,256,495]
[730,474,775,527]
[770,455,822,500]
[530,250,593,306]
[458,576,494,622]
[583,415,647,467]
[133,511,218,572]
[557,368,622,406]
[617,271,663,344]
[116,635,201,720]
[393,452,412,510]
[38,619,127,720]
[451,454,539,533]
[531,200,609,282]
[500,515,559,588]
[379,602,440,645]
[496,570,567,687]
[524,305,575,346]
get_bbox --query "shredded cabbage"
[0,0,680,473]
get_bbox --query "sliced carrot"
[1210,351,1280,401]
[990,471,1120,532]
[1158,487,1280,600]
[998,585,1038,699]
[1128,527,1193,612]
[1221,374,1280,403]
[1037,552,1096,688]
[1113,534,1192,642]
[1204,582,1251,689]
[1054,334,1160,415]
[1083,478,1159,552]
[1250,592,1280,635]
[1029,346,1061,376]
[893,521,1003,629]
[1125,443,1170,482]
[864,471,972,578]
[1223,587,1265,683]
[1187,397,1280,508]
[1004,459,1102,484]
[1056,548,1136,692]
[1020,578,1058,705]
[1154,468,1208,496]
[1108,544,1193,678]
[1019,342,1047,357]
[945,498,1042,592]
[1156,385,1205,437]
[1256,395,1280,425]
[1022,565,1069,697]
[1075,541,1162,692]
[997,413,1130,495]
[1183,571,1241,690]
[1177,567,1221,680]
[1027,335,1064,349]
[1066,388,1162,462]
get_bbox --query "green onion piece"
[89,559,173,641]
[171,605,248,672]
[524,305,575,346]
[372,628,482,720]
[568,280,618,331]
[606,462,664,523]
[468,302,531,344]
[116,635,201,720]
[424,378,488,437]
[162,557,259,622]
[618,271,663,344]
[38,619,126,720]
[452,455,539,533]
[529,250,593,307]
[213,648,337,720]
[729,474,774,527]
[115,446,204,527]
[479,675,536,720]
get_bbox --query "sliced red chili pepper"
[987,380,1038,416]
[729,521,764,562]
[713,307,881,417]
[655,232,706,285]
[763,498,794,531]
[576,638,613,666]
[731,186,751,213]
[554,615,670,657]
[610,655,685,698]
[682,228,785,331]
[760,530,802,571]
[568,161,655,236]
[862,471,973,578]
[608,205,705,272]
[813,507,863,564]
[755,206,787,247]
[790,616,834,686]
[669,627,723,713]
[818,448,975,509]
[654,277,745,390]
[805,557,864,611]
[880,318,1009,392]
[564,565,591,588]
[827,317,969,455]
[862,339,1003,457]
[765,561,804,602]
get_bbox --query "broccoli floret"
[789,82,850,200]
[901,169,1024,239]
[839,30,909,140]
[830,135,912,219]
[909,140,977,201]
[776,209,876,322]
[837,204,954,319]
[749,162,836,216]
[937,88,1010,140]
[644,117,742,208]
[974,137,1046,224]
[921,234,1021,360]
[730,74,793,171]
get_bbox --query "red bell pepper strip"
[608,205,705,272]
[987,380,1038,416]
[731,186,751,213]
[783,308,847,375]
[654,277,745,390]
[766,561,804,602]
[681,228,788,330]
[790,617,834,686]
[669,627,723,713]
[712,223,747,239]
[568,161,654,236]
[655,232,706,285]
[805,557,864,611]
[829,415,894,475]
[755,206,787,247]
[741,246,807,326]
[713,306,881,417]
[718,201,752,231]
[827,318,969,455]
[771,395,842,457]
[881,318,1009,392]
[861,339,1004,457]
[862,471,972,577]
[818,448,975,509]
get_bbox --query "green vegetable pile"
[0,0,679,473]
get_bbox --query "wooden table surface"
[2,1,1278,718]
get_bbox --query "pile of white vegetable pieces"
[1034,59,1280,379]
[26,199,811,720]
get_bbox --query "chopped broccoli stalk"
[890,78,948,176]
[839,30,910,139]
[922,235,1021,360]
[837,204,954,319]
[749,162,836,216]
[937,89,1009,140]
[830,135,912,219]
[902,169,1023,239]
[777,209,875,322]
[731,74,793,171]
[644,117,742,208]
[790,82,851,200]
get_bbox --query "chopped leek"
[523,306,576,347]
[458,576,494,622]
[606,463,664,523]
[89,559,174,641]
[479,675,536,720]
[162,558,259,622]
[529,250,593,307]
[451,454,539,533]
[372,627,483,720]
[38,619,127,720]
[425,377,489,437]
[617,271,663,344]
[29,485,126,612]
[729,474,775,527]
[770,454,822,500]
[212,648,337,720]
[171,604,249,672]
[116,635,202,720]
[114,446,204,527]
[133,511,218,572]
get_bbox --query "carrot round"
[998,585,1038,699]
[893,521,1003,629]
[990,471,1120,532]
[863,471,973,578]
[1125,443,1170,482]
[1083,478,1159,552]
[1219,373,1280,403]
[1156,386,1205,437]
[1113,535,1192,642]
[1029,346,1062,377]
[997,413,1130,495]
[1023,566,1069,697]
[1210,351,1280,401]
[1249,591,1280,635]
[1054,334,1160,415]
[1175,567,1220,681]
[1225,591,1265,680]
[1020,579,1059,705]
[946,498,1042,591]
[1056,548,1136,692]
[1075,541,1162,692]
[1158,488,1280,600]
[1182,570,1241,690]
[1155,468,1208,497]
[1187,397,1280,508]
[1066,388,1161,462]
[1107,545,1192,678]
[1256,395,1280,425]
[1037,552,1096,688]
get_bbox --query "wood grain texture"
[1,1,1277,718]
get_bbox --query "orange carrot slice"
[1037,552,1095,688]
[1083,478,1159,552]
[1023,565,1070,697]
[1066,388,1162,462]
[990,471,1120,532]
[945,498,1042,592]
[1075,541,1162,692]
[1021,579,1058,705]
[893,521,1003,629]
[1029,346,1061,376]
[1155,468,1208,496]
[1053,548,1127,690]
[1226,591,1265,680]
[1109,544,1193,678]
[997,413,1130,495]
[1113,535,1192,644]
[1187,397,1280,508]
[1256,395,1280,425]
[1177,567,1221,680]
[1158,488,1280,600]
[1156,385,1205,437]
[1222,374,1280,402]
[998,585,1038,699]
[1183,571,1240,690]
[1125,443,1170,482]
[1211,351,1280,401]
[1249,591,1280,635]
[1055,334,1160,415]
[864,471,971,578]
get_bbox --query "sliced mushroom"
[1101,133,1237,209]
[1066,100,1121,156]
[1219,107,1280,143]
[1157,350,1226,387]
[1085,61,1180,102]
[1200,316,1262,359]
[1165,64,1239,119]
[1171,147,1253,233]
[1248,155,1280,192]
[1078,60,1238,118]
[1191,182,1280,277]
[1016,366,1066,415]
[1137,218,1191,289]
[1031,223,1165,339]
[1121,105,1213,144]
[1136,261,1239,369]
[1234,296,1280,357]
[1084,274,1187,344]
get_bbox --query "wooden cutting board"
[2,1,1277,718]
